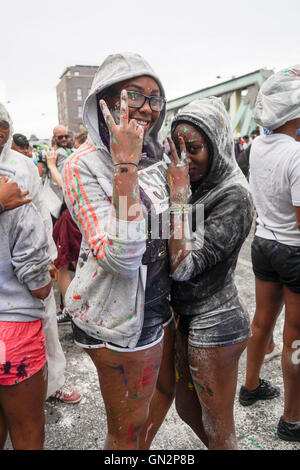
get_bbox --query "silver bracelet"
[113,162,138,168]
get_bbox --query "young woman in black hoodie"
[167,96,253,449]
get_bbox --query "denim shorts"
[72,298,173,352]
[178,294,251,348]
[252,236,300,293]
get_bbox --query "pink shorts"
[0,320,47,386]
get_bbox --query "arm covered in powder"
[63,153,146,278]
[171,186,253,281]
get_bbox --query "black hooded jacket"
[170,97,253,316]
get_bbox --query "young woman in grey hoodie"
[167,97,253,449]
[63,53,179,450]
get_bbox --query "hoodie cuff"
[107,215,146,243]
[26,272,51,292]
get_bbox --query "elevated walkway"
[164,69,273,137]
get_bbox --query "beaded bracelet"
[169,203,191,214]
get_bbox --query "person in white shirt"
[239,66,300,443]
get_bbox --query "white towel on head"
[254,66,300,130]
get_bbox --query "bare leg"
[174,329,208,447]
[86,341,163,450]
[0,404,8,449]
[189,340,248,450]
[282,286,300,422]
[57,265,73,301]
[266,334,275,355]
[0,365,47,450]
[244,279,284,390]
[140,320,176,449]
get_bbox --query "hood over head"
[254,65,300,130]
[83,52,166,159]
[171,96,244,196]
[0,102,14,159]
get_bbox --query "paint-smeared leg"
[189,341,247,450]
[140,320,176,449]
[86,341,163,450]
[245,279,283,390]
[0,365,47,450]
[282,286,300,422]
[0,404,8,449]
[174,328,208,447]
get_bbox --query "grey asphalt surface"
[6,221,300,451]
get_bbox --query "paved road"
[6,222,300,451]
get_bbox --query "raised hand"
[167,136,190,204]
[46,149,58,169]
[0,176,32,211]
[100,90,144,166]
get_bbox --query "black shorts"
[251,236,300,293]
[177,294,251,348]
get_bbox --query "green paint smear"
[270,426,279,439]
[131,191,138,199]
[75,177,85,205]
[239,435,265,450]
[131,394,139,399]
[112,134,119,145]
[183,127,187,133]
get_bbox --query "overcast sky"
[1,0,299,138]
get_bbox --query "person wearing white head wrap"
[254,65,300,131]
[240,66,300,443]
[0,111,32,211]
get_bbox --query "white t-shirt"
[249,133,300,246]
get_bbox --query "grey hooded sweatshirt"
[0,104,51,321]
[170,97,253,316]
[63,53,170,348]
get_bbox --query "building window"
[74,71,79,76]
[76,88,82,101]
[78,106,83,118]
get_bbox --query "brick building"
[56,65,98,134]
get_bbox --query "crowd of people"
[0,54,300,450]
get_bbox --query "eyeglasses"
[110,90,165,112]
[56,134,69,140]
[127,91,165,112]
[0,120,9,129]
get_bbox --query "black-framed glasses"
[0,120,9,129]
[110,90,166,112]
[127,91,165,112]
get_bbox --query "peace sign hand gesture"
[100,90,144,166]
[166,136,190,204]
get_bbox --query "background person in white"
[0,103,80,403]
[239,66,300,442]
